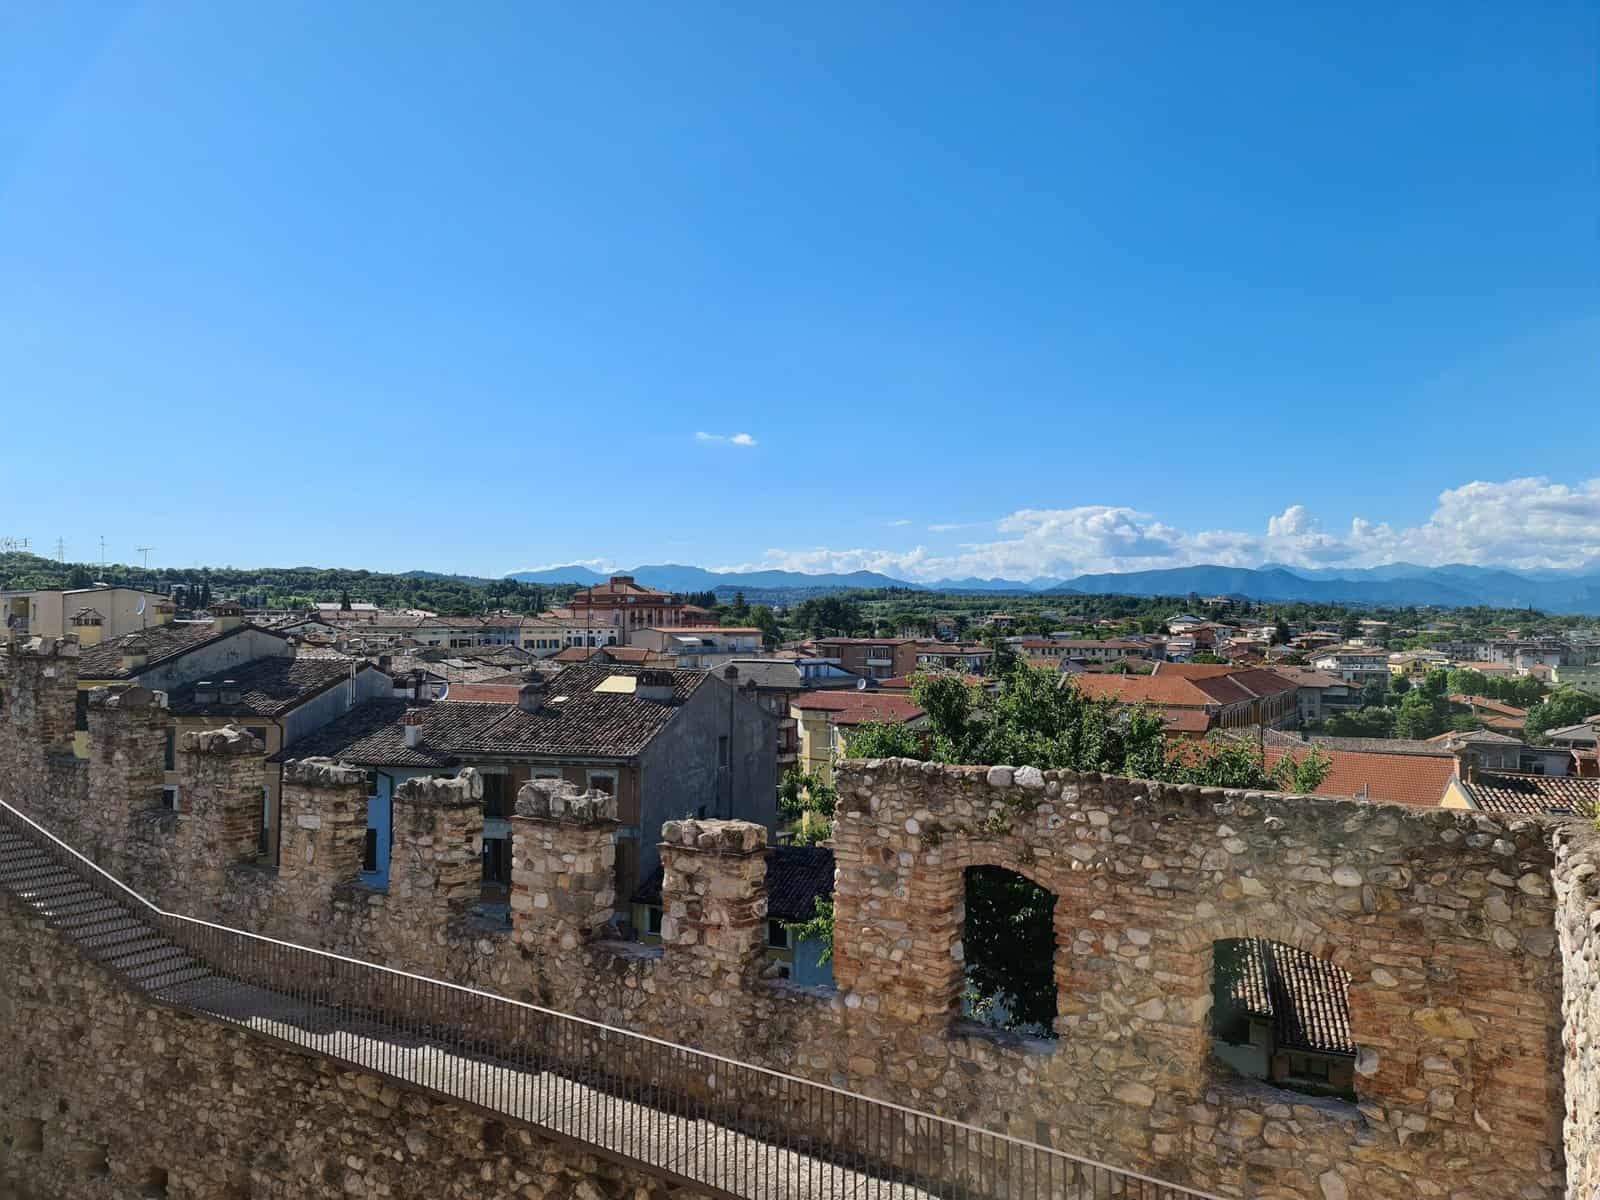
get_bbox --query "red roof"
[1449,694,1528,719]
[791,691,925,726]
[1264,747,1454,808]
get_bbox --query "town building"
[629,626,764,668]
[810,637,920,680]
[1309,645,1391,687]
[714,658,862,771]
[1071,664,1300,737]
[572,575,685,636]
[913,642,995,672]
[2,585,172,641]
[788,690,926,783]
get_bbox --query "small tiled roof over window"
[1229,939,1355,1057]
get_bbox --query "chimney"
[120,636,150,674]
[219,679,242,705]
[377,653,392,674]
[636,669,675,702]
[193,680,218,704]
[69,608,105,648]
[1450,739,1475,784]
[403,709,425,748]
[209,601,244,632]
[518,680,547,713]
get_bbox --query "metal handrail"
[0,796,1225,1200]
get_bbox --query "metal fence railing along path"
[0,796,1222,1200]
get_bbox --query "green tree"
[1394,690,1449,739]
[1446,668,1489,698]
[844,720,924,760]
[748,604,781,647]
[1190,651,1224,664]
[1320,708,1397,738]
[982,624,1018,675]
[1272,618,1290,645]
[1525,687,1600,744]
[339,588,352,612]
[1339,615,1360,640]
[1358,677,1389,709]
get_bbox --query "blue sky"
[3,2,1597,581]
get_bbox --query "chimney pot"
[403,709,425,748]
[518,680,547,713]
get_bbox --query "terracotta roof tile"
[791,691,924,726]
[1465,772,1597,818]
[1264,746,1453,808]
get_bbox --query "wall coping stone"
[283,757,368,788]
[179,724,263,757]
[659,818,767,854]
[396,767,482,808]
[515,778,617,825]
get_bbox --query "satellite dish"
[136,598,147,616]
[857,677,869,691]
[435,682,450,701]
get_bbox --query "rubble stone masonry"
[0,887,706,1200]
[1,636,1596,1198]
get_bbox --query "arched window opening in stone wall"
[1211,938,1355,1101]
[961,866,1058,1039]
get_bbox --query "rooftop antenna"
[136,546,153,572]
[55,538,64,562]
[98,535,106,572]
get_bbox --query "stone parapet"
[83,687,167,869]
[392,770,483,915]
[659,820,768,1035]
[278,758,369,903]
[510,780,617,962]
[177,724,265,900]
[4,635,80,755]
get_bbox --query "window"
[766,919,790,949]
[161,786,178,812]
[163,727,176,772]
[244,726,268,750]
[646,905,663,935]
[481,773,508,819]
[962,866,1058,1039]
[1211,938,1355,1101]
[363,828,379,873]
[586,770,617,796]
[718,736,730,768]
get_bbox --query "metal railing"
[0,796,1223,1200]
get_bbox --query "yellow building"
[788,691,926,786]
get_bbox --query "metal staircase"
[0,799,1219,1200]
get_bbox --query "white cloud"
[730,432,757,447]
[696,431,757,447]
[731,476,1600,582]
[887,519,913,527]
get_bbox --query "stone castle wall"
[1554,824,1600,1200]
[0,888,704,1200]
[0,634,1590,1198]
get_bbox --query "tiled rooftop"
[166,656,364,718]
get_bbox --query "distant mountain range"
[507,561,1600,615]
